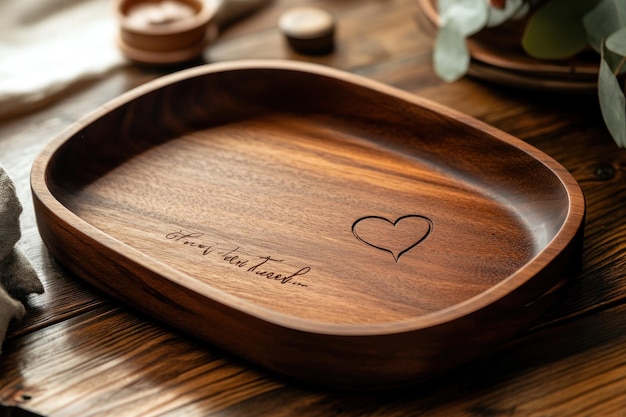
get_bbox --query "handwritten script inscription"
[352,215,433,262]
[165,231,310,288]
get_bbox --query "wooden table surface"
[1,0,626,416]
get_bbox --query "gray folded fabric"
[0,165,44,352]
[1,248,43,301]
[0,286,25,352]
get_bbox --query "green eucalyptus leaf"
[601,26,626,75]
[598,58,626,147]
[603,45,626,75]
[522,0,601,59]
[438,0,488,37]
[583,0,626,53]
[511,2,531,20]
[486,0,524,27]
[606,26,626,57]
[433,24,470,82]
[605,28,626,76]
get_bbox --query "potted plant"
[427,0,626,147]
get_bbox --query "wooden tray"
[31,60,585,389]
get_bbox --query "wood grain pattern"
[30,61,584,388]
[1,0,626,414]
[2,303,626,416]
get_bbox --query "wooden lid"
[278,7,335,55]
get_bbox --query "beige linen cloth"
[0,0,269,119]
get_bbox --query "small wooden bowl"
[116,0,221,64]
[31,60,585,389]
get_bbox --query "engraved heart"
[352,215,433,262]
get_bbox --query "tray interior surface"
[45,66,572,326]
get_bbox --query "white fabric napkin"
[0,0,269,119]
[0,0,125,119]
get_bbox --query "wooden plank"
[208,0,428,71]
[1,307,281,416]
[2,303,626,416]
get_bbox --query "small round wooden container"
[116,0,221,64]
[278,7,336,55]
